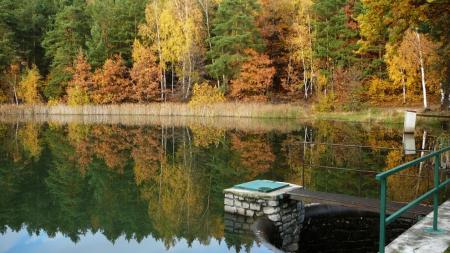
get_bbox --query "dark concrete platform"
[288,188,432,218]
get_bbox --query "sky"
[0,227,272,253]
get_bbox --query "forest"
[0,0,449,111]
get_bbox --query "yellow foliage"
[0,91,8,103]
[190,125,225,147]
[67,85,90,105]
[385,30,443,102]
[19,123,42,159]
[47,98,61,106]
[18,65,42,104]
[368,77,398,102]
[188,83,225,107]
[315,92,335,112]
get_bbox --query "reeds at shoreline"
[0,103,307,118]
[0,103,408,123]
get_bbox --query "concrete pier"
[386,201,450,253]
[224,181,304,252]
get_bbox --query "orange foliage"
[92,55,133,104]
[130,41,161,102]
[257,0,295,90]
[131,129,163,185]
[229,49,275,102]
[67,51,93,105]
[89,125,133,171]
[231,132,275,179]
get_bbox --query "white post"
[404,110,416,133]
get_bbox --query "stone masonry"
[224,183,304,252]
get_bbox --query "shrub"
[189,83,226,107]
[315,92,336,112]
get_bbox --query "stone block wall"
[223,185,304,252]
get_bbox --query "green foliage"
[42,4,90,100]
[313,0,358,68]
[206,0,264,86]
[342,86,368,112]
[86,0,147,68]
[0,23,16,71]
[0,0,448,108]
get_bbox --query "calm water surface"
[0,116,448,253]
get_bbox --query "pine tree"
[42,4,90,100]
[313,0,357,69]
[86,0,147,68]
[206,0,264,88]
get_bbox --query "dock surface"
[288,188,432,218]
[386,200,450,253]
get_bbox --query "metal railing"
[375,146,450,253]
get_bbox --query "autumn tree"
[257,0,296,92]
[385,30,442,108]
[288,0,316,99]
[206,0,264,88]
[139,0,204,100]
[91,55,133,104]
[1,63,21,104]
[229,49,275,102]
[231,133,275,180]
[18,65,42,104]
[130,40,161,102]
[67,51,93,105]
[188,82,225,107]
[358,0,449,108]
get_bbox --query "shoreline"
[0,103,443,124]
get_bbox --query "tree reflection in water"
[0,119,448,252]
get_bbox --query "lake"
[0,115,448,253]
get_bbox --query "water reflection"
[0,118,448,252]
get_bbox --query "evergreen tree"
[206,0,264,88]
[7,0,60,73]
[313,0,358,70]
[42,4,90,100]
[0,1,17,71]
[86,0,147,68]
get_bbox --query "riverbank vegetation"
[0,0,449,111]
[0,103,410,124]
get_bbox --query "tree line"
[0,0,448,110]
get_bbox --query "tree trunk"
[171,63,174,94]
[153,1,164,102]
[307,14,314,97]
[441,58,450,110]
[415,31,428,109]
[401,70,406,104]
[301,50,308,100]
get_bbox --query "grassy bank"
[0,103,407,123]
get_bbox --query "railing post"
[379,178,386,253]
[433,154,440,231]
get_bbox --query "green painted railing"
[375,146,450,253]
